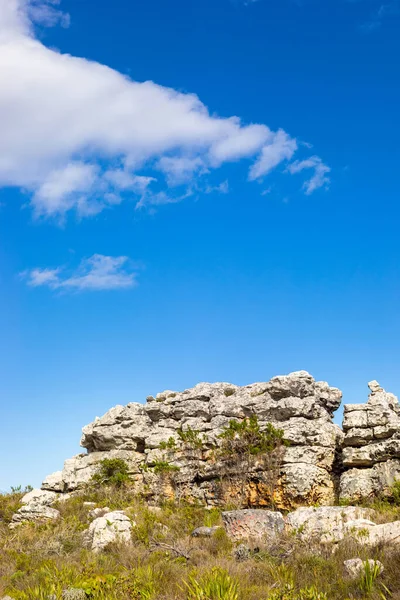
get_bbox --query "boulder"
[83,510,133,552]
[10,488,60,527]
[222,509,285,543]
[191,526,223,538]
[285,506,375,544]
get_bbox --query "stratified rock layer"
[340,381,400,501]
[42,371,343,509]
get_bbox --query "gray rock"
[83,510,133,552]
[191,526,222,537]
[10,488,60,527]
[222,509,285,543]
[344,558,384,578]
[286,506,375,544]
[88,507,111,520]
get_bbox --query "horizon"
[1,0,400,491]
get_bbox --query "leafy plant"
[184,568,239,600]
[159,437,177,450]
[91,458,130,488]
[218,416,287,457]
[359,561,390,598]
[177,426,208,450]
[152,461,180,475]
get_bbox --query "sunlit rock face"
[339,381,400,502]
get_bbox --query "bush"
[177,426,207,450]
[218,416,287,457]
[91,458,130,488]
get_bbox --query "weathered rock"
[10,488,61,527]
[191,526,223,538]
[222,509,285,543]
[286,506,375,544]
[42,449,143,493]
[88,507,111,520]
[340,381,400,502]
[344,558,384,578]
[83,510,133,552]
[11,504,60,527]
[345,520,400,546]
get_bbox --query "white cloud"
[287,156,331,194]
[249,130,298,180]
[22,254,138,291]
[27,0,70,29]
[0,1,329,219]
[205,180,229,194]
[157,156,208,186]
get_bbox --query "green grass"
[1,487,400,600]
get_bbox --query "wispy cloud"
[359,1,399,32]
[0,0,329,222]
[287,156,331,194]
[21,254,138,291]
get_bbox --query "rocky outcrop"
[340,381,400,501]
[12,372,400,520]
[41,371,343,509]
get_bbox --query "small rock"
[344,558,384,578]
[83,502,97,508]
[191,526,222,538]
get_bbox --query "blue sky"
[0,0,399,490]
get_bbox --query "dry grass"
[1,488,400,599]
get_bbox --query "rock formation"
[11,371,400,525]
[41,371,344,509]
[340,380,400,502]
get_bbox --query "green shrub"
[159,437,177,450]
[152,461,180,475]
[218,416,287,457]
[177,426,207,450]
[91,458,130,488]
